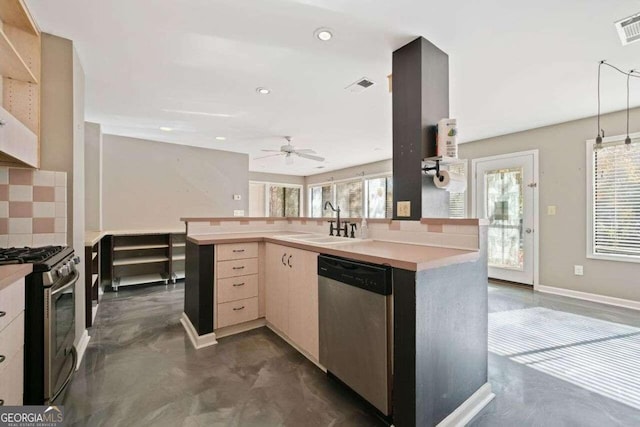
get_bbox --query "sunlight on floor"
[489,307,640,410]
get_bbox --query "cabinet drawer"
[0,312,24,365]
[0,278,25,332]
[0,346,23,406]
[217,274,258,304]
[217,297,259,329]
[217,243,258,261]
[217,258,258,279]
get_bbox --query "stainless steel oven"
[45,269,78,403]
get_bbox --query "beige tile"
[33,202,55,218]
[55,202,67,218]
[33,186,55,202]
[8,217,32,234]
[33,218,55,233]
[55,172,67,187]
[428,224,444,233]
[55,186,66,202]
[0,218,7,234]
[9,201,33,218]
[0,201,7,217]
[54,217,66,233]
[0,184,7,201]
[54,233,67,245]
[33,170,56,186]
[8,234,32,247]
[9,168,33,185]
[0,234,8,247]
[0,168,7,185]
[9,185,32,202]
[32,233,55,247]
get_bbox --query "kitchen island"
[181,217,492,427]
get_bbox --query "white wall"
[459,107,640,302]
[304,159,392,186]
[84,122,102,230]
[102,135,249,229]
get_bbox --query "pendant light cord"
[628,70,631,138]
[598,61,603,137]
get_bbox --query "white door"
[473,151,538,285]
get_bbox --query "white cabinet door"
[265,243,289,334]
[287,248,319,360]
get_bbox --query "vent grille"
[615,13,640,45]
[346,77,375,93]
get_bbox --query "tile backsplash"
[0,167,67,247]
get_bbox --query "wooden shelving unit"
[170,233,186,283]
[84,240,101,328]
[0,0,40,168]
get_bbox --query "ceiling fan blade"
[254,153,284,160]
[294,148,316,154]
[261,149,282,153]
[296,152,325,162]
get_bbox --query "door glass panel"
[485,167,524,270]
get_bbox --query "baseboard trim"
[537,285,640,311]
[266,322,326,372]
[215,318,266,339]
[75,329,90,370]
[180,313,218,349]
[436,383,494,427]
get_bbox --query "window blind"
[593,143,640,257]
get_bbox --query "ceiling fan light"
[285,155,294,165]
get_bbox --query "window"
[309,174,393,219]
[448,162,467,218]
[248,182,302,217]
[588,137,640,261]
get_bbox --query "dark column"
[184,241,214,335]
[392,37,450,220]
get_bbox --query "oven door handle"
[51,271,79,296]
[49,346,77,404]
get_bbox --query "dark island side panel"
[185,241,214,335]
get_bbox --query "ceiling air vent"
[615,12,640,46]
[346,77,375,93]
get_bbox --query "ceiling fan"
[254,136,325,165]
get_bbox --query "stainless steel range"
[0,246,80,404]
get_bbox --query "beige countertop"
[0,264,33,291]
[187,232,479,271]
[85,228,186,246]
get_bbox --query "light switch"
[233,210,245,217]
[547,205,557,216]
[574,265,583,276]
[233,194,242,201]
[397,201,411,217]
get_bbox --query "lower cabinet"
[265,243,319,361]
[0,277,26,406]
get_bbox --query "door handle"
[282,253,287,266]
[525,228,533,234]
[232,282,245,287]
[0,355,5,364]
[232,249,245,253]
[233,306,245,311]
[232,266,245,270]
[0,311,5,318]
[287,255,292,268]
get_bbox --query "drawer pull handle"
[0,399,3,406]
[233,282,245,287]
[232,249,245,253]
[0,311,5,318]
[233,306,245,311]
[232,266,245,270]
[0,120,6,127]
[0,355,4,363]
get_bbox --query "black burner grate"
[0,246,65,266]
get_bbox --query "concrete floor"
[63,282,640,426]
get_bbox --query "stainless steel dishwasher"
[318,254,393,416]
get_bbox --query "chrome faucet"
[324,201,342,237]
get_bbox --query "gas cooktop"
[0,246,74,272]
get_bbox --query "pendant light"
[625,70,633,150]
[595,61,604,150]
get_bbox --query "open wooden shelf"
[0,0,39,34]
[172,254,186,261]
[0,27,37,83]
[116,273,168,287]
[113,256,170,266]
[172,243,186,248]
[113,244,169,252]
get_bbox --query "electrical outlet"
[233,210,245,217]
[233,194,242,201]
[397,201,411,217]
[574,265,584,276]
[547,205,557,216]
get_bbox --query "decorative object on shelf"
[594,60,639,151]
[254,136,324,165]
[436,118,458,158]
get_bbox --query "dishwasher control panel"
[317,255,392,295]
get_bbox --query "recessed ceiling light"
[160,126,173,132]
[215,136,227,141]
[314,28,333,41]
[256,87,271,95]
